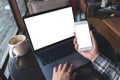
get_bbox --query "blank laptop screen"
[24,7,74,50]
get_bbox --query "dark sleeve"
[92,54,120,80]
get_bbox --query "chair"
[27,0,69,14]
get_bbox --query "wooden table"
[88,17,120,54]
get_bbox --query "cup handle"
[9,46,18,58]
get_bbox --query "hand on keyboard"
[52,62,76,80]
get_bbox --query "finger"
[73,37,77,45]
[73,32,76,36]
[58,64,63,71]
[67,64,73,74]
[62,62,69,72]
[74,44,78,51]
[73,38,79,51]
[90,31,97,49]
[53,66,58,73]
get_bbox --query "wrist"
[91,52,99,62]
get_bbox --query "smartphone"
[74,21,93,51]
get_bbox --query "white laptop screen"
[24,6,74,50]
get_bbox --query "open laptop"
[23,6,89,80]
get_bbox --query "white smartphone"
[74,21,93,51]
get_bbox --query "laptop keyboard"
[35,38,76,66]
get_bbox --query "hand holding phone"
[74,21,93,51]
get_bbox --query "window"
[0,0,27,79]
[0,0,18,69]
[16,0,27,17]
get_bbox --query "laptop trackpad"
[57,52,89,69]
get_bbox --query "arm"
[73,31,120,80]
[93,54,120,80]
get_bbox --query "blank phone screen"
[75,21,92,51]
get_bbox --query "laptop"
[23,6,89,80]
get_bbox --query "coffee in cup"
[8,35,28,58]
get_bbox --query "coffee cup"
[8,35,28,58]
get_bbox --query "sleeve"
[92,54,120,80]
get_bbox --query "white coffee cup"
[8,35,28,58]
